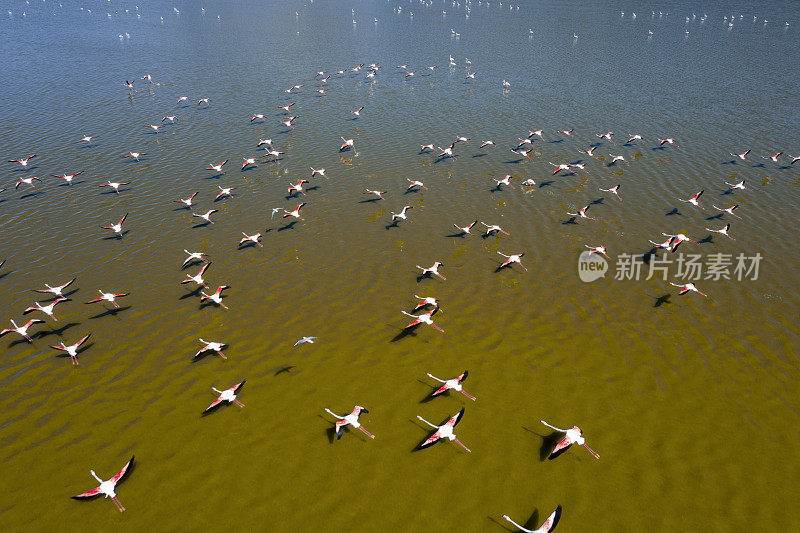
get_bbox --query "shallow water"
[1,0,799,531]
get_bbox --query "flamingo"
[406,179,428,191]
[549,163,571,175]
[364,189,386,200]
[239,232,262,248]
[215,186,235,201]
[85,290,129,308]
[340,137,354,151]
[670,282,708,297]
[558,128,574,136]
[502,506,562,533]
[206,159,228,173]
[416,262,446,281]
[50,333,91,365]
[566,205,594,220]
[0,319,44,342]
[453,220,478,235]
[147,124,161,133]
[584,245,610,258]
[724,179,748,191]
[101,213,128,237]
[579,146,597,158]
[181,263,211,287]
[599,184,622,201]
[294,336,316,346]
[480,222,509,237]
[53,171,84,185]
[310,167,327,179]
[8,154,37,168]
[479,140,495,148]
[203,380,246,413]
[658,137,678,146]
[194,339,227,360]
[649,236,675,250]
[124,152,145,161]
[705,223,735,240]
[412,295,441,312]
[417,408,470,452]
[280,116,298,129]
[71,455,134,512]
[391,205,413,222]
[200,285,229,309]
[14,176,41,189]
[540,420,599,459]
[161,116,177,123]
[351,106,364,117]
[34,277,76,298]
[493,175,515,189]
[596,131,615,144]
[420,143,435,152]
[662,233,699,251]
[426,371,475,400]
[497,252,527,271]
[250,113,265,122]
[729,149,750,161]
[437,144,455,159]
[401,305,444,332]
[23,297,69,321]
[711,204,742,219]
[198,97,210,106]
[257,138,274,148]
[175,192,198,208]
[241,157,257,171]
[99,180,129,194]
[283,203,306,220]
[79,135,94,143]
[192,209,218,224]
[181,250,207,268]
[762,151,782,163]
[678,190,704,209]
[627,134,643,143]
[324,406,374,440]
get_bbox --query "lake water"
[1,0,799,530]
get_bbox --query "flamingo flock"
[1,1,797,529]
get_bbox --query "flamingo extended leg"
[233,399,244,408]
[582,443,600,459]
[454,438,471,453]
[358,426,375,439]
[459,390,476,401]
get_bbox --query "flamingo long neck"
[90,470,102,483]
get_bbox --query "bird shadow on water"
[705,214,723,221]
[20,191,45,200]
[89,306,131,320]
[653,294,672,307]
[698,235,714,244]
[179,286,203,300]
[101,231,129,240]
[523,426,562,461]
[277,220,297,232]
[35,322,80,340]
[390,324,419,343]
[665,207,681,216]
[416,379,436,403]
[358,198,381,204]
[561,216,577,225]
[274,365,294,376]
[192,222,212,229]
[589,197,605,206]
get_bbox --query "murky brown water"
[1,0,799,531]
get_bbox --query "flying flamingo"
[661,232,698,252]
[724,179,748,191]
[181,250,207,268]
[181,263,210,287]
[670,282,708,297]
[401,305,444,332]
[426,371,475,400]
[192,209,218,224]
[678,190,704,209]
[658,137,678,146]
[283,203,306,220]
[420,143,435,152]
[627,134,643,143]
[406,179,428,191]
[417,408,470,452]
[479,140,495,148]
[99,180,129,194]
[480,222,509,237]
[584,245,610,258]
[391,205,413,222]
[14,176,41,189]
[416,262,446,280]
[762,151,782,163]
[497,252,527,271]
[50,333,91,365]
[101,213,128,237]
[599,184,622,201]
[71,455,134,512]
[649,236,675,250]
[503,506,562,533]
[566,205,594,220]
[124,152,145,161]
[549,163,571,175]
[729,149,750,161]
[493,175,515,189]
[23,297,69,321]
[7,154,37,168]
[365,189,386,200]
[412,295,441,312]
[340,137,354,151]
[0,319,44,342]
[34,277,76,298]
[453,220,478,235]
[239,232,263,248]
[711,204,742,219]
[287,179,308,196]
[206,160,228,173]
[194,339,227,360]
[324,406,374,440]
[241,157,257,171]
[85,290,129,308]
[437,144,456,159]
[175,192,198,208]
[53,171,84,185]
[200,285,229,309]
[203,380,246,413]
[310,167,327,179]
[351,106,364,117]
[706,223,735,240]
[540,420,599,459]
